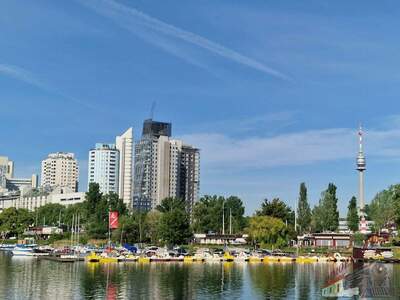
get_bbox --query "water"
[0,253,399,299]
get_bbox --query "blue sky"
[2,0,400,215]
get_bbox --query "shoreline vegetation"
[0,182,399,252]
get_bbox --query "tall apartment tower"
[41,152,79,192]
[116,128,134,208]
[133,120,172,210]
[133,119,200,212]
[180,145,200,213]
[88,143,120,194]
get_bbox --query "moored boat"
[85,252,101,263]
[12,245,35,257]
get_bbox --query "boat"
[264,251,295,263]
[12,245,35,256]
[234,251,250,262]
[99,256,118,263]
[223,252,235,262]
[296,256,318,263]
[85,252,101,263]
[138,256,151,263]
[0,244,16,251]
[118,254,138,262]
[248,256,263,263]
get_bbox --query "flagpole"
[108,210,111,250]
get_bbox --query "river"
[0,253,399,299]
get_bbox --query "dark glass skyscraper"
[142,119,172,138]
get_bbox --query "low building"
[6,174,38,192]
[24,226,63,238]
[16,191,85,211]
[193,233,248,245]
[0,191,20,212]
[298,233,353,248]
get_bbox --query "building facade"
[133,119,200,212]
[41,152,79,192]
[0,156,38,194]
[0,156,14,192]
[16,191,85,211]
[88,143,120,194]
[116,128,134,208]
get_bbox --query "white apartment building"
[88,143,119,194]
[116,128,134,208]
[41,152,79,192]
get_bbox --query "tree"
[369,187,397,232]
[224,196,246,233]
[86,196,109,239]
[347,196,359,232]
[35,203,66,227]
[85,182,103,216]
[247,215,289,247]
[112,212,145,244]
[311,204,323,232]
[311,183,339,232]
[157,197,192,245]
[0,208,34,237]
[297,183,311,234]
[103,192,127,216]
[192,195,224,234]
[192,195,246,234]
[145,210,161,244]
[64,202,87,227]
[256,198,295,225]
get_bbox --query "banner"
[109,211,119,229]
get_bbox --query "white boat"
[0,244,16,251]
[12,246,35,256]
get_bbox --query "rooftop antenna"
[150,101,156,120]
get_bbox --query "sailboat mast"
[229,209,232,235]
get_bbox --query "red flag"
[109,211,119,229]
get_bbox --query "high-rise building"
[88,143,120,194]
[0,157,12,192]
[133,119,200,212]
[142,119,172,138]
[116,128,134,208]
[41,152,79,192]
[180,145,200,213]
[0,156,37,194]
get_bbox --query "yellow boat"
[279,256,295,263]
[296,256,317,264]
[264,256,280,263]
[85,252,101,263]
[99,256,118,263]
[248,256,263,263]
[264,255,294,263]
[139,257,151,263]
[184,256,194,262]
[223,252,235,262]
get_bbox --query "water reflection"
[0,253,399,299]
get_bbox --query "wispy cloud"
[180,126,400,169]
[0,63,95,109]
[0,64,49,90]
[77,0,289,80]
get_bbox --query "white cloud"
[180,127,400,169]
[77,0,289,80]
